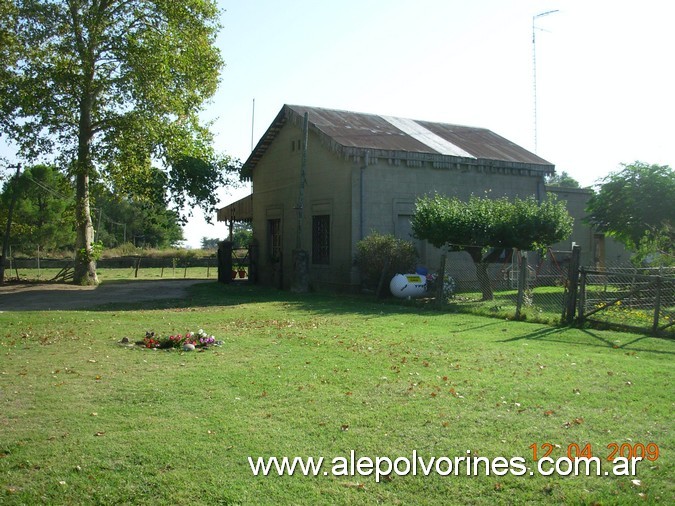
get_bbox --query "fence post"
[218,241,233,284]
[652,276,662,334]
[134,256,141,278]
[436,254,447,307]
[564,245,581,323]
[577,267,587,325]
[515,251,528,319]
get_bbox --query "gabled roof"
[241,104,553,179]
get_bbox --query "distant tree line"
[201,223,252,250]
[0,164,184,255]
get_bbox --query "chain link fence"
[431,248,572,325]
[432,250,674,335]
[577,264,675,335]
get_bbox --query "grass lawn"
[1,282,672,505]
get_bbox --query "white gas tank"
[390,273,427,298]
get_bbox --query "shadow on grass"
[4,281,675,355]
[501,324,675,355]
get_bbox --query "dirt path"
[0,279,210,311]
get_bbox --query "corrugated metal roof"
[217,194,252,223]
[241,104,553,179]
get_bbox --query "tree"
[231,222,252,249]
[634,223,674,267]
[91,186,184,249]
[412,194,572,300]
[201,237,220,250]
[0,1,234,284]
[586,162,675,252]
[0,164,75,254]
[546,171,581,188]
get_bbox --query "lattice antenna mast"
[532,9,559,154]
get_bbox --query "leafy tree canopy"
[412,194,573,252]
[546,171,581,188]
[91,183,184,249]
[412,194,572,299]
[0,0,235,284]
[586,162,675,250]
[0,164,75,253]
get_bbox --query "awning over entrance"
[217,194,253,223]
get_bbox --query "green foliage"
[92,184,184,249]
[0,0,231,283]
[412,194,572,300]
[77,240,103,263]
[355,232,418,290]
[232,223,253,249]
[412,194,573,253]
[0,164,75,254]
[545,171,581,188]
[634,223,675,267]
[586,162,675,250]
[201,237,220,250]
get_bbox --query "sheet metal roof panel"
[242,105,554,177]
[288,105,436,153]
[417,121,550,165]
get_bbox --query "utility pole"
[1,163,22,284]
[532,9,559,154]
[296,112,308,250]
[291,112,310,292]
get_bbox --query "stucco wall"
[547,186,632,267]
[251,121,355,289]
[251,122,627,291]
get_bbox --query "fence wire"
[434,248,571,324]
[578,264,675,335]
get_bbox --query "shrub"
[355,232,418,292]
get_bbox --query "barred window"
[312,215,330,265]
[268,219,281,262]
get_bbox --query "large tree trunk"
[72,91,99,286]
[73,170,98,285]
[466,247,493,301]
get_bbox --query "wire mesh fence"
[431,250,674,335]
[433,248,572,325]
[577,264,675,336]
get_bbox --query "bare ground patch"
[0,279,210,311]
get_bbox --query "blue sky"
[3,1,674,247]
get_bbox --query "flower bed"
[126,329,221,350]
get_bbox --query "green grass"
[1,283,673,505]
[448,286,566,325]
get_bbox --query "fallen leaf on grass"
[631,479,642,487]
[544,410,555,416]
[562,418,584,429]
[342,482,365,489]
[94,431,105,437]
